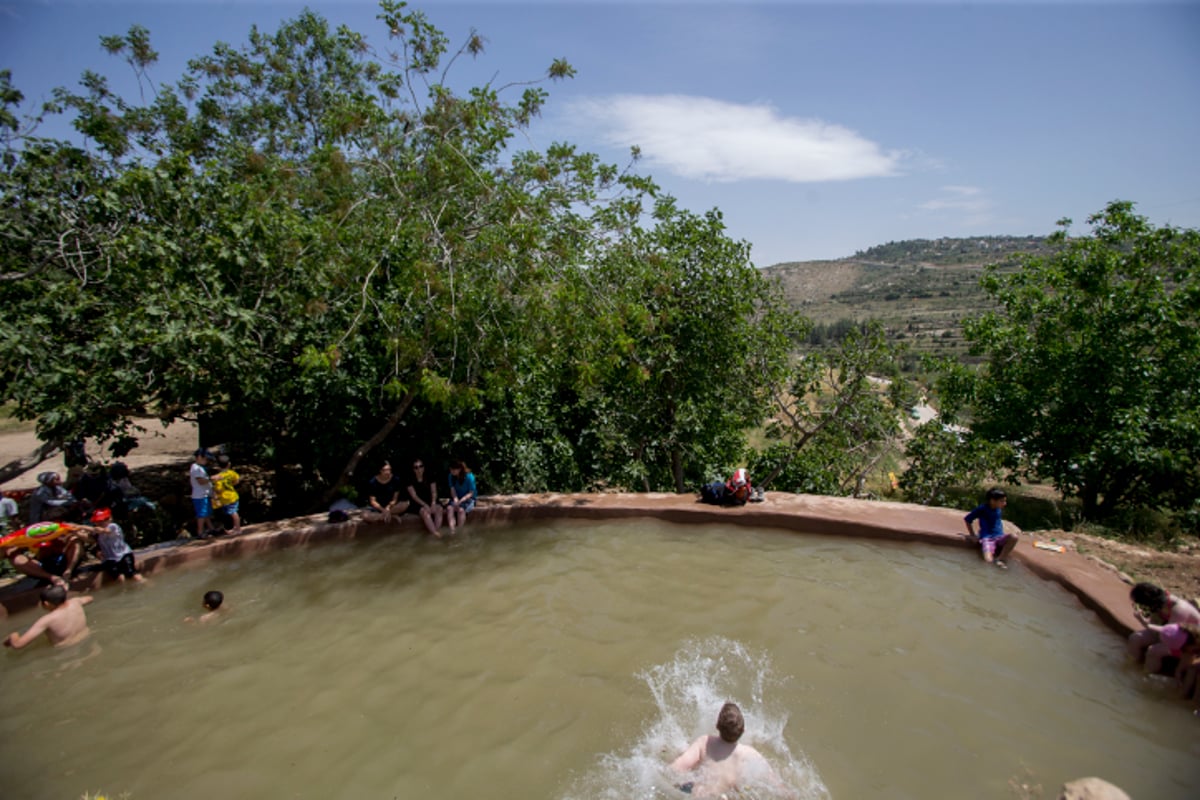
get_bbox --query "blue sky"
[2,1,1198,266]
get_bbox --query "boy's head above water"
[716,702,744,743]
[203,590,224,611]
[40,585,67,609]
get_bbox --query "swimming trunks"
[192,497,212,518]
[102,553,137,579]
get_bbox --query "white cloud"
[918,185,996,226]
[919,185,988,212]
[568,94,902,183]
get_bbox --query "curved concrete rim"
[0,492,1141,637]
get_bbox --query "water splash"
[560,636,829,800]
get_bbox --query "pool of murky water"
[1,518,1196,799]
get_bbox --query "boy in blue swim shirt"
[964,487,1019,569]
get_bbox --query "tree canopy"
[0,2,802,500]
[941,201,1200,522]
[15,3,1178,525]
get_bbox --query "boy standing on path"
[211,454,242,535]
[4,586,93,649]
[964,487,1019,569]
[190,449,214,538]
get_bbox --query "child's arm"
[77,525,106,542]
[4,616,51,649]
[669,736,706,773]
[963,507,979,539]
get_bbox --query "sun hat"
[91,507,112,523]
[1159,623,1188,653]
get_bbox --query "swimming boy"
[186,590,225,624]
[963,487,1019,569]
[4,586,93,649]
[669,702,795,798]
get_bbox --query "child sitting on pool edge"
[85,507,145,583]
[185,590,225,624]
[963,487,1019,569]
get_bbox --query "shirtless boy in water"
[669,702,795,798]
[4,586,93,649]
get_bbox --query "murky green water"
[1,518,1196,799]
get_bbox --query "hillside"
[761,235,1053,365]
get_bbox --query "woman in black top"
[366,461,405,522]
[406,459,445,537]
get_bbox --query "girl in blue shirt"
[448,461,477,532]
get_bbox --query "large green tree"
[756,321,915,496]
[1,2,793,503]
[949,201,1200,520]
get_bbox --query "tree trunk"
[316,390,417,510]
[0,439,62,485]
[1080,484,1101,521]
[671,448,685,494]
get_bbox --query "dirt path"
[0,419,199,491]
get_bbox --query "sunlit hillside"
[761,235,1052,365]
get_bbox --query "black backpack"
[699,482,728,505]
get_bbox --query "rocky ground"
[1053,530,1200,602]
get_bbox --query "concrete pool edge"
[0,492,1141,638]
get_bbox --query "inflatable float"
[0,521,80,550]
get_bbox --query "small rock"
[1058,777,1131,800]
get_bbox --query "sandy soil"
[0,419,200,492]
[1055,531,1200,603]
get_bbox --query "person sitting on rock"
[406,459,444,537]
[725,469,752,506]
[1128,582,1200,675]
[28,471,76,524]
[108,461,157,512]
[4,527,86,588]
[365,461,405,523]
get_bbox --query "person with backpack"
[700,469,753,507]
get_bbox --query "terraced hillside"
[761,236,1052,365]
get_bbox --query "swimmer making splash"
[669,702,797,798]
